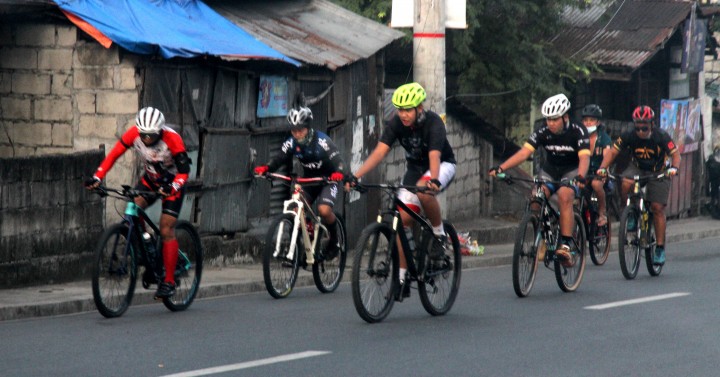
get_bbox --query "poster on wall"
[660,99,703,153]
[257,75,289,118]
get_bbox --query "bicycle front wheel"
[554,211,586,292]
[163,221,203,312]
[263,214,300,299]
[512,212,540,297]
[619,206,641,279]
[644,217,663,276]
[92,223,137,318]
[419,221,461,316]
[312,213,347,293]
[589,209,611,266]
[351,223,397,323]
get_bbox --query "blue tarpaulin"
[54,0,299,65]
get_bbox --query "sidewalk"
[2,216,719,321]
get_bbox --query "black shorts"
[302,182,339,208]
[136,176,185,218]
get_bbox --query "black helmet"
[581,104,602,119]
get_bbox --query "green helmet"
[392,82,426,109]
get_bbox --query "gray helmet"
[135,107,165,134]
[286,107,313,129]
[581,104,603,119]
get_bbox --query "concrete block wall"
[0,21,140,187]
[0,150,104,288]
[444,115,483,221]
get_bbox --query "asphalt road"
[2,237,719,377]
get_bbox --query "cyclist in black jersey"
[582,104,613,226]
[597,105,680,265]
[254,106,346,258]
[489,93,590,267]
[346,82,456,300]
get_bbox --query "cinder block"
[34,97,73,121]
[116,67,137,90]
[73,67,113,89]
[11,72,51,95]
[0,47,37,69]
[52,123,73,147]
[74,41,119,66]
[0,72,10,93]
[0,97,31,118]
[78,115,119,139]
[56,26,76,47]
[76,92,96,114]
[96,91,139,114]
[9,121,52,146]
[38,48,73,70]
[16,24,55,47]
[51,73,72,95]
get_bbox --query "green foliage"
[328,0,599,126]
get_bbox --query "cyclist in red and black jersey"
[489,93,591,267]
[597,105,680,265]
[85,107,191,299]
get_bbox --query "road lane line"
[158,350,331,377]
[584,292,691,310]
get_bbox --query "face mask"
[586,126,597,134]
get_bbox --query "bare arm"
[489,146,534,176]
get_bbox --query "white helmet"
[541,94,571,118]
[135,107,165,134]
[286,107,313,129]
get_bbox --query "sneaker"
[324,240,340,261]
[626,216,637,231]
[597,214,608,227]
[154,281,176,299]
[555,244,575,267]
[395,279,411,302]
[653,247,666,266]
[430,235,447,260]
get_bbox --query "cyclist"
[85,107,191,299]
[596,105,680,265]
[253,106,346,260]
[346,82,456,301]
[581,104,613,226]
[489,93,590,267]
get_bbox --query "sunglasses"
[140,133,159,139]
[634,126,650,132]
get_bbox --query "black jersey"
[268,130,345,177]
[380,110,456,169]
[613,128,678,172]
[525,122,590,179]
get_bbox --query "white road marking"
[585,292,691,310]
[158,350,331,377]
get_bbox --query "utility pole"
[413,0,446,115]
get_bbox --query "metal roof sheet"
[554,0,693,71]
[207,0,405,70]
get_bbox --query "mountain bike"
[350,183,461,323]
[89,185,203,318]
[618,173,666,279]
[498,174,586,297]
[257,173,347,299]
[577,175,612,265]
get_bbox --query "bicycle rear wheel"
[263,214,300,299]
[351,223,397,323]
[312,213,347,293]
[554,211,586,292]
[588,207,611,265]
[619,206,641,279]
[92,223,137,318]
[512,212,540,297]
[163,221,203,311]
[418,221,461,316]
[644,217,663,276]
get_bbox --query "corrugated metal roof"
[554,0,693,72]
[207,0,405,70]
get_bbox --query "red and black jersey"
[613,128,678,172]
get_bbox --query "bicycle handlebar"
[351,182,433,194]
[89,185,159,201]
[254,172,331,185]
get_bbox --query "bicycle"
[617,173,666,279]
[498,174,586,297]
[89,185,203,318]
[257,172,347,299]
[577,174,613,265]
[350,183,461,323]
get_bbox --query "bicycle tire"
[644,217,663,276]
[618,206,641,279]
[512,212,541,298]
[351,223,397,323]
[588,203,611,265]
[418,221,462,316]
[312,213,347,293]
[163,221,203,311]
[554,211,586,292]
[263,214,300,299]
[91,223,137,318]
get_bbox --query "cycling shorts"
[136,175,185,218]
[302,182,340,208]
[537,168,580,197]
[398,162,456,214]
[621,164,670,205]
